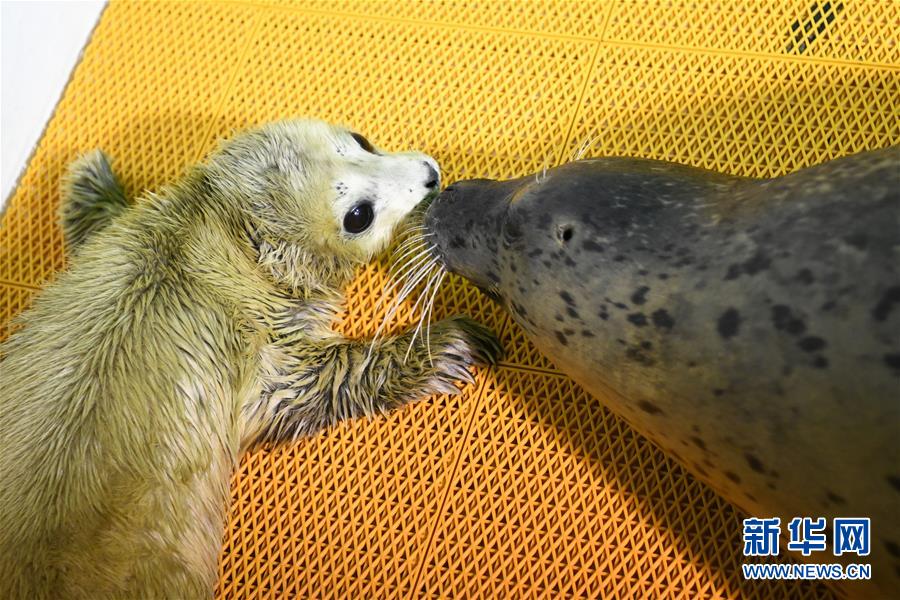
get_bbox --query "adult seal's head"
[424,147,900,597]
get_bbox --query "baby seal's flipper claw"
[445,315,504,365]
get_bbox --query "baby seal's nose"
[424,161,440,189]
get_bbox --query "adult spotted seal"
[422,147,899,596]
[0,120,500,599]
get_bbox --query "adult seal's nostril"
[424,162,439,189]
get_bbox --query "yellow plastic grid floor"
[1,1,897,597]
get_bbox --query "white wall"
[1,0,106,211]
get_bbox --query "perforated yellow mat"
[2,1,897,597]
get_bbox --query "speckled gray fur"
[425,146,900,598]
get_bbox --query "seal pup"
[0,119,500,599]
[421,147,899,597]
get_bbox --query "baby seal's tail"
[60,150,129,253]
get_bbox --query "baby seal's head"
[204,119,439,290]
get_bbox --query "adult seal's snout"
[424,147,900,597]
[426,177,519,292]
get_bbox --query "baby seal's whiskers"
[420,269,447,365]
[404,266,446,363]
[373,230,435,306]
[387,241,434,281]
[369,220,447,363]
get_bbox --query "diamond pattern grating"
[1,1,897,597]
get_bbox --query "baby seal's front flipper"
[245,316,501,445]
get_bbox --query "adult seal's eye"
[350,132,376,154]
[343,202,375,234]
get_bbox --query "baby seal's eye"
[350,132,376,154]
[343,202,375,234]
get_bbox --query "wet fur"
[0,121,499,599]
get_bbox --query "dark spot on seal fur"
[627,313,648,327]
[626,347,655,366]
[582,240,604,252]
[486,271,500,284]
[554,331,568,346]
[872,286,900,322]
[555,314,564,322]
[512,302,528,317]
[597,310,609,321]
[843,232,868,250]
[724,251,771,280]
[797,336,826,353]
[564,256,576,267]
[812,356,829,369]
[638,400,663,415]
[640,341,652,350]
[713,388,725,397]
[651,309,674,331]
[658,273,669,280]
[449,235,466,249]
[631,286,650,306]
[581,330,595,338]
[726,471,741,484]
[745,454,765,474]
[886,541,900,558]
[690,436,707,451]
[566,306,579,319]
[527,248,542,258]
[772,305,806,336]
[743,251,771,275]
[717,308,741,339]
[724,265,742,281]
[885,353,900,374]
[825,490,846,505]
[614,254,626,262]
[795,268,815,285]
[888,475,900,493]
[559,291,575,306]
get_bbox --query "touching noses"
[424,160,440,190]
